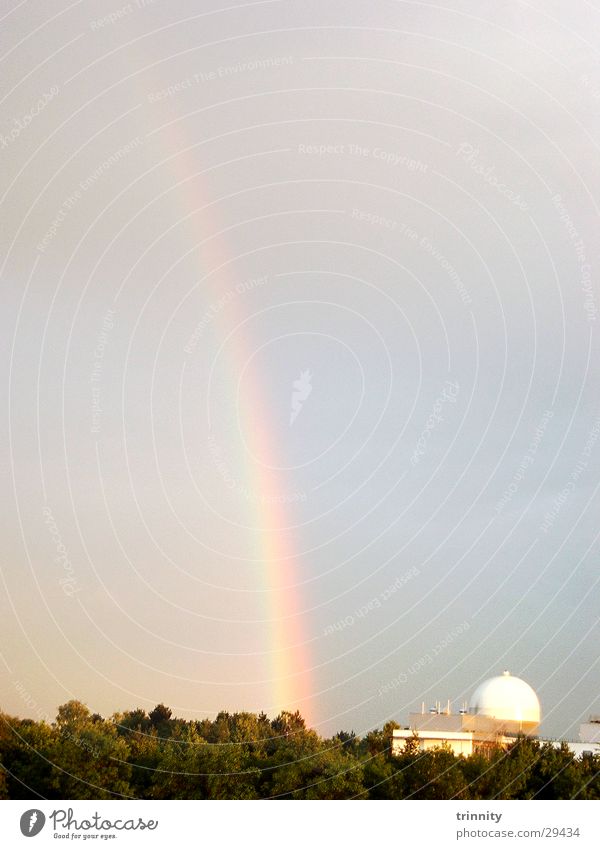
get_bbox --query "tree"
[266,740,365,799]
[115,709,149,733]
[271,710,306,738]
[399,746,468,799]
[0,766,8,799]
[149,704,172,726]
[55,700,90,729]
[529,743,589,799]
[150,726,259,800]
[50,708,132,799]
[0,714,55,799]
[1,701,597,800]
[468,737,541,799]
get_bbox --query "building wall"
[420,737,474,756]
[392,729,475,757]
[541,739,600,758]
[393,729,600,760]
[579,722,600,743]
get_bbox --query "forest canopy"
[1,701,598,800]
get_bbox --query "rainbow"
[156,115,313,720]
[222,289,313,720]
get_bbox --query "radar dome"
[470,670,540,725]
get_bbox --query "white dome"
[470,670,540,724]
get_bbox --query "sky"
[1,0,600,741]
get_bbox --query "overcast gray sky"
[1,0,600,741]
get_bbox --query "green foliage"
[396,746,469,799]
[0,766,8,799]
[55,700,90,729]
[1,705,597,800]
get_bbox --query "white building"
[545,716,600,758]
[391,670,599,758]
